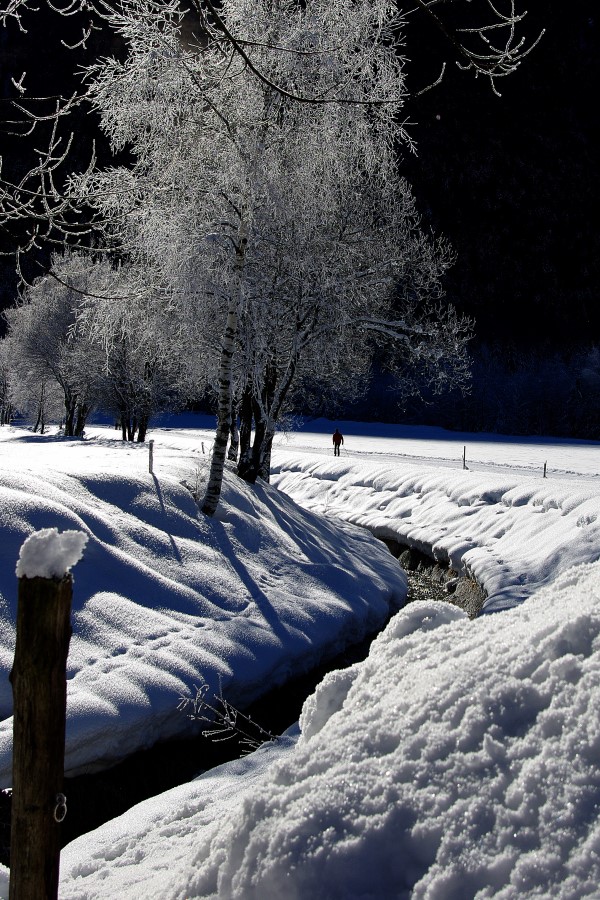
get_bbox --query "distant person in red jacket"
[332,429,344,456]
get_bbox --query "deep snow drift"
[99,565,599,900]
[2,417,600,898]
[56,564,600,898]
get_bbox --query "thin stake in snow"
[10,528,87,900]
[544,461,547,478]
[149,439,154,475]
[463,446,467,470]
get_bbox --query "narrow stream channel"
[0,569,453,865]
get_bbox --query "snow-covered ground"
[0,420,405,787]
[1,416,600,898]
[270,419,600,613]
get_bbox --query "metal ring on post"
[53,792,67,823]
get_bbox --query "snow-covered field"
[1,416,600,898]
[271,419,600,612]
[0,420,405,786]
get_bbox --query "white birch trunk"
[201,223,247,516]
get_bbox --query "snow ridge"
[271,453,600,612]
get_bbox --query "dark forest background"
[1,1,598,437]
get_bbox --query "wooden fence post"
[9,528,87,900]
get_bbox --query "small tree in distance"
[81,277,206,443]
[3,254,103,437]
[4,251,206,439]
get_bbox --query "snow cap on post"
[16,528,88,580]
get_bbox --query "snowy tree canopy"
[62,0,471,512]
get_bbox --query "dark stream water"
[0,570,448,865]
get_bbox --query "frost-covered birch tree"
[232,172,470,483]
[4,249,205,438]
[3,252,105,436]
[66,0,471,513]
[78,266,205,442]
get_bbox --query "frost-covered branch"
[0,0,542,257]
[178,681,278,754]
[407,0,544,94]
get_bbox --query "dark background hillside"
[403,1,598,346]
[1,1,598,435]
